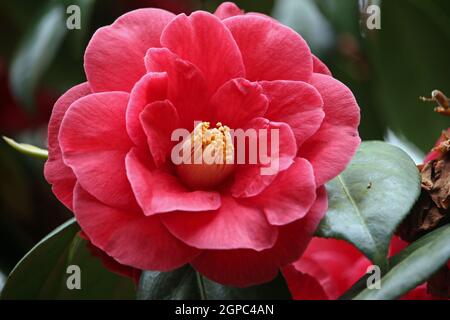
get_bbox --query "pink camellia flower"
[44,2,360,286]
[282,237,438,300]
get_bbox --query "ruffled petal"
[162,195,278,251]
[231,118,297,198]
[224,15,312,82]
[74,185,200,271]
[214,2,243,20]
[263,186,328,267]
[284,238,371,300]
[59,92,136,209]
[144,48,209,128]
[300,73,360,186]
[85,9,175,92]
[191,187,328,287]
[210,78,268,128]
[282,262,332,300]
[44,83,91,209]
[126,72,168,149]
[261,80,324,147]
[125,148,221,216]
[250,158,317,226]
[161,11,245,96]
[140,100,180,167]
[192,250,281,288]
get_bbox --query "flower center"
[176,122,235,190]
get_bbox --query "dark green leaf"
[1,218,136,299]
[317,141,421,270]
[138,266,291,300]
[10,3,67,110]
[342,225,450,300]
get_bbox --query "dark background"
[0,0,449,289]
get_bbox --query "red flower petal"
[284,238,371,300]
[284,235,444,300]
[74,185,200,271]
[125,148,221,216]
[140,100,180,167]
[300,73,361,186]
[192,249,281,288]
[282,263,332,300]
[210,78,268,128]
[59,92,136,210]
[162,195,278,251]
[161,11,245,96]
[265,186,328,267]
[214,2,243,20]
[191,187,328,287]
[44,83,91,209]
[250,158,317,226]
[85,9,175,92]
[261,80,324,147]
[144,48,209,128]
[126,72,168,149]
[401,284,436,300]
[224,15,312,82]
[231,118,297,198]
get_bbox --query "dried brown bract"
[397,136,450,242]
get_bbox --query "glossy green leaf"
[138,266,291,300]
[317,141,421,270]
[9,3,67,110]
[342,225,450,300]
[2,136,48,160]
[1,218,136,299]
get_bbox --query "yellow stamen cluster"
[190,122,234,164]
[176,121,235,190]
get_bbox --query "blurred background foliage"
[0,0,449,291]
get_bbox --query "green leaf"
[1,218,136,299]
[10,3,67,110]
[2,136,48,160]
[342,225,450,300]
[138,266,291,300]
[317,141,421,270]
